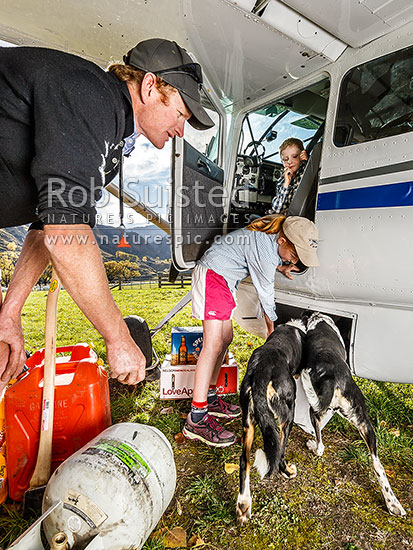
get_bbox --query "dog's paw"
[280,462,297,479]
[386,498,406,517]
[286,462,297,478]
[236,494,252,525]
[315,442,324,456]
[306,439,324,456]
[306,439,317,452]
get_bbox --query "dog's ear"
[300,309,313,326]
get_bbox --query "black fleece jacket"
[0,46,134,228]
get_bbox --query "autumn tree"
[37,265,52,287]
[104,261,120,283]
[115,250,136,262]
[117,260,140,281]
[0,250,18,286]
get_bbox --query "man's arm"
[43,225,146,385]
[0,229,50,382]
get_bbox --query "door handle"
[197,158,211,173]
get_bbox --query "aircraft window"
[230,78,329,227]
[239,107,321,162]
[183,90,221,164]
[334,45,413,146]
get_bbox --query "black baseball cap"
[124,38,214,130]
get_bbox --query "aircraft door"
[171,137,225,271]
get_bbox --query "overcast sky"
[97,138,172,228]
[97,116,218,228]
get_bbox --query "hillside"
[0,227,28,253]
[93,225,170,260]
[0,224,171,261]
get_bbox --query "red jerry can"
[5,343,111,501]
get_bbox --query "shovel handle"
[29,268,60,488]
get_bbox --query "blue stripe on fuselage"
[317,181,413,211]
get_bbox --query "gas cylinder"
[42,423,176,550]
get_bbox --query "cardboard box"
[171,327,203,366]
[160,354,239,400]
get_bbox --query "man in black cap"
[0,38,213,387]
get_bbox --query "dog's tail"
[252,370,281,478]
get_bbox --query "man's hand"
[44,225,149,387]
[0,343,10,380]
[0,314,26,383]
[105,333,147,385]
[0,228,51,385]
[277,263,300,280]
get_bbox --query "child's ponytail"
[246,214,286,234]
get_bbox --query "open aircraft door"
[171,138,225,271]
[171,82,227,272]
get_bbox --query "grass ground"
[0,286,412,549]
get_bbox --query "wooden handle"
[29,268,60,488]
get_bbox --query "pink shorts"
[192,265,237,321]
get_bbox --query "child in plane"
[183,214,320,447]
[271,138,308,214]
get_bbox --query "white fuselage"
[1,0,412,382]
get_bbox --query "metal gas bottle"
[42,423,176,550]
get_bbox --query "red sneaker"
[183,413,236,447]
[208,396,241,419]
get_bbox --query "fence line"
[108,273,191,291]
[25,273,192,292]
[157,274,191,288]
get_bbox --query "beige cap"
[283,216,320,267]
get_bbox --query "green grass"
[325,378,413,474]
[184,473,234,528]
[251,491,299,538]
[1,286,412,550]
[0,505,34,545]
[339,423,413,473]
[142,536,165,550]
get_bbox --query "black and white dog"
[299,311,406,516]
[236,320,306,524]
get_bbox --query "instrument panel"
[232,155,283,212]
